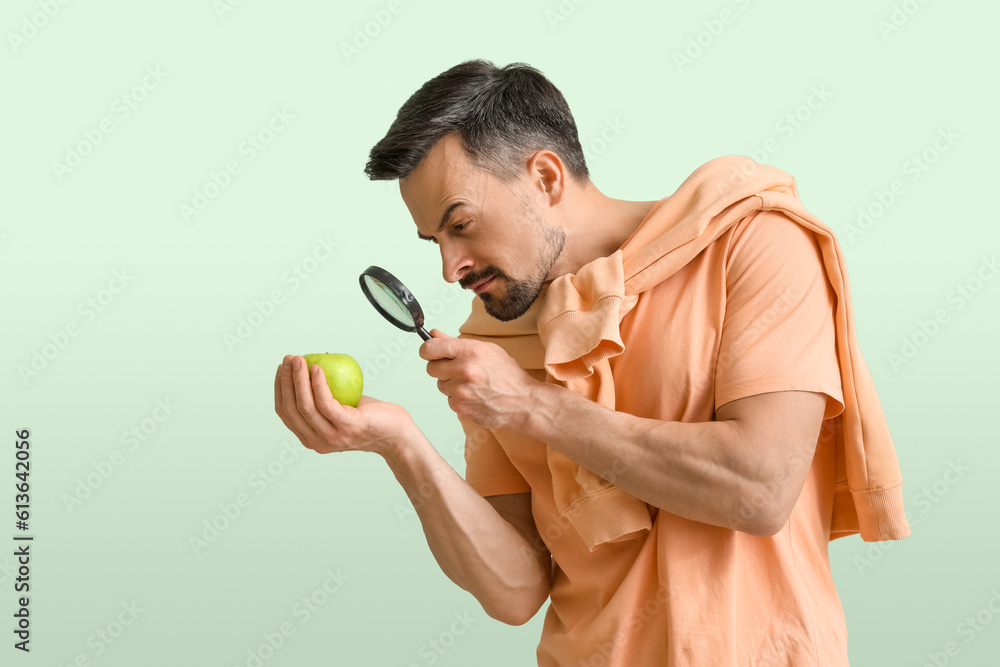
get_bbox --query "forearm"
[379,424,550,624]
[520,382,754,531]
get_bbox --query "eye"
[453,220,470,232]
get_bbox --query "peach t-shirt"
[462,210,849,666]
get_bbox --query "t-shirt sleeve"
[459,416,532,498]
[714,209,845,419]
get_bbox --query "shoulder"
[724,209,823,275]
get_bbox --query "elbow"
[486,603,540,627]
[485,607,528,626]
[482,586,549,626]
[726,491,793,538]
[743,513,789,538]
[742,502,793,538]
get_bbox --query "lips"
[472,276,495,294]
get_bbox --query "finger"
[436,377,454,397]
[417,338,441,361]
[274,364,287,422]
[419,336,459,362]
[429,328,453,339]
[424,358,454,380]
[280,356,315,439]
[276,361,318,452]
[308,363,351,428]
[290,356,320,422]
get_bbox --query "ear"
[526,149,566,206]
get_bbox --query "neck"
[550,180,658,277]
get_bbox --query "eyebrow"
[417,201,467,241]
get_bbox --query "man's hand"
[274,354,412,456]
[419,329,541,430]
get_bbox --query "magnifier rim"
[359,265,425,332]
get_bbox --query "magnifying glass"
[359,266,431,341]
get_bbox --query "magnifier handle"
[417,327,431,341]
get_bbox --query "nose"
[440,240,473,284]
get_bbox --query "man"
[274,60,909,665]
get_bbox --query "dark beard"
[464,224,565,322]
[478,273,544,322]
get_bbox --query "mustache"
[459,266,504,290]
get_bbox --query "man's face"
[399,133,565,322]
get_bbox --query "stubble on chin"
[481,205,566,322]
[478,275,542,322]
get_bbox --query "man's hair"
[364,59,590,186]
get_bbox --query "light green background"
[3,0,998,665]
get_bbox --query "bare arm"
[421,333,828,538]
[274,355,549,624]
[381,429,550,624]
[519,383,827,537]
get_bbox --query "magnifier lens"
[363,275,414,327]
[359,266,431,341]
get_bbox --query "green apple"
[302,353,363,407]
